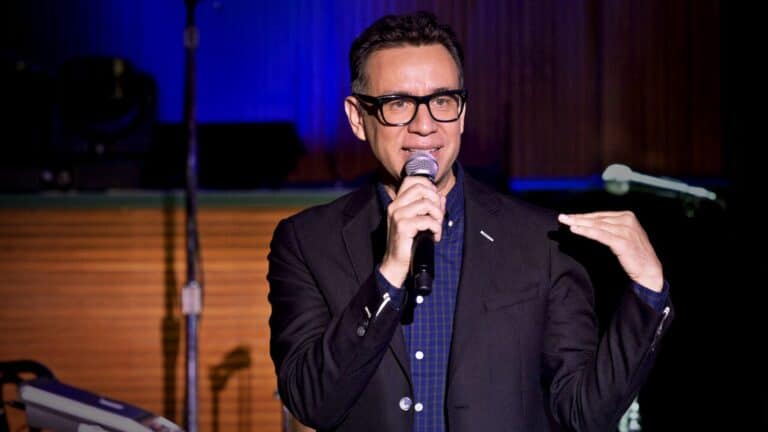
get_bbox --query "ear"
[459,103,467,134]
[344,96,367,141]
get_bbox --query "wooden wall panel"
[324,0,720,183]
[0,203,307,431]
[289,0,721,183]
[599,0,720,176]
[1,1,722,187]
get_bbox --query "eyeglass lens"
[381,94,462,124]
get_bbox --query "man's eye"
[387,99,410,110]
[432,96,458,110]
[433,96,450,106]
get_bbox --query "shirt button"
[414,402,424,412]
[448,220,454,227]
[356,325,366,337]
[398,397,412,411]
[416,295,424,304]
[415,351,424,360]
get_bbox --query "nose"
[407,103,437,135]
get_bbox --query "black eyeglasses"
[353,89,467,126]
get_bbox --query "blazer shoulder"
[466,175,559,232]
[501,194,558,226]
[278,185,376,231]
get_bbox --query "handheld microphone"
[404,152,439,295]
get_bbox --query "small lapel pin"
[480,230,495,242]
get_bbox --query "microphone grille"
[404,151,438,181]
[602,163,632,195]
[602,163,632,182]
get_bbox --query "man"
[268,11,671,432]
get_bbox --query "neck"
[435,170,456,196]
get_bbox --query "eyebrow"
[379,87,454,97]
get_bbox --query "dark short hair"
[349,11,464,93]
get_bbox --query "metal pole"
[182,1,201,432]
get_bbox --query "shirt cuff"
[375,265,406,311]
[631,280,670,313]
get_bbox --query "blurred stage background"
[0,1,762,431]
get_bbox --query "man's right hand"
[379,176,446,288]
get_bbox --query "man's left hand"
[558,211,664,292]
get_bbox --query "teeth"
[405,148,438,153]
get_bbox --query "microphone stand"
[181,1,202,431]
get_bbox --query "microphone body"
[411,230,434,294]
[404,152,439,295]
[602,163,717,201]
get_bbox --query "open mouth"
[403,147,441,154]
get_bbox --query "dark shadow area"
[0,55,304,192]
[0,59,54,193]
[719,2,765,430]
[209,346,252,432]
[161,194,181,422]
[146,122,304,190]
[0,56,156,192]
[521,186,745,431]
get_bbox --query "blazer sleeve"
[267,217,404,430]
[542,239,674,431]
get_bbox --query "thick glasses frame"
[353,89,468,126]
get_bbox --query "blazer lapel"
[341,185,411,383]
[447,176,502,382]
[341,186,379,288]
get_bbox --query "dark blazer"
[268,174,672,432]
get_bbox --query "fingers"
[557,212,638,246]
[561,211,628,218]
[558,211,665,292]
[559,210,636,224]
[380,177,447,287]
[395,176,444,208]
[389,177,446,241]
[559,213,633,233]
[561,221,618,244]
[388,198,444,238]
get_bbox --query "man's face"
[345,44,465,194]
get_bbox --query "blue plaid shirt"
[375,165,465,431]
[375,165,667,431]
